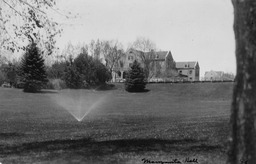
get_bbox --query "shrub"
[47,61,67,79]
[0,62,19,87]
[125,60,147,92]
[0,70,5,86]
[45,79,67,90]
[63,51,111,88]
[73,52,94,86]
[93,59,112,85]
[95,83,115,90]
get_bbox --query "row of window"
[179,70,193,74]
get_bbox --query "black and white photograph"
[0,0,255,163]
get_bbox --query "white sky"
[55,0,236,77]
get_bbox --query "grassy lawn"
[0,82,233,164]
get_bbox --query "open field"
[0,82,233,164]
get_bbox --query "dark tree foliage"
[73,52,94,85]
[63,64,81,89]
[74,52,111,86]
[20,43,48,92]
[125,60,147,92]
[46,61,67,79]
[4,63,17,86]
[93,59,112,84]
[0,70,5,85]
[0,62,18,86]
[63,51,111,89]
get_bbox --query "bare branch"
[2,0,24,17]
[18,0,46,14]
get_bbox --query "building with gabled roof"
[204,70,235,81]
[204,70,223,81]
[110,48,199,82]
[148,51,170,61]
[124,48,145,69]
[176,61,200,81]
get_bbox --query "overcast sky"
[56,0,235,77]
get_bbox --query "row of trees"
[55,37,158,81]
[0,43,112,92]
[1,42,148,93]
[0,37,154,91]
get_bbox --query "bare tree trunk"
[228,0,256,164]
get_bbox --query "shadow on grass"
[37,90,59,94]
[126,89,150,93]
[22,89,59,94]
[0,132,25,138]
[0,137,225,156]
[94,84,116,91]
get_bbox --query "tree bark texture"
[228,0,256,164]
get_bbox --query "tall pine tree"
[125,60,147,92]
[20,43,48,92]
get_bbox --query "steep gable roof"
[144,51,172,61]
[126,49,174,62]
[127,48,144,55]
[176,61,198,69]
[155,51,168,59]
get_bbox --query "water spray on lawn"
[52,90,107,121]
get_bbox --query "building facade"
[204,71,235,81]
[111,48,200,82]
[176,62,200,81]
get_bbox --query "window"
[128,56,133,60]
[189,70,193,74]
[185,64,187,67]
[117,71,121,77]
[179,70,182,74]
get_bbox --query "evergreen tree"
[125,60,147,92]
[20,43,48,92]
